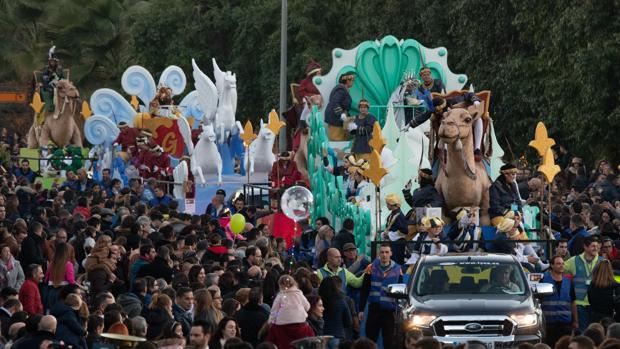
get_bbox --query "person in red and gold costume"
[153,145,172,179]
[149,86,174,117]
[269,151,302,189]
[298,61,321,101]
[114,122,140,151]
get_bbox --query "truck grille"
[433,318,514,337]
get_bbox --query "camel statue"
[27,80,83,148]
[435,108,491,225]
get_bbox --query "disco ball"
[281,186,314,221]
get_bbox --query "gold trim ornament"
[361,149,387,186]
[539,147,560,183]
[240,120,257,147]
[266,109,286,135]
[368,121,386,153]
[528,122,555,157]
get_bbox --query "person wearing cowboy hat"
[348,99,376,159]
[489,163,523,226]
[325,70,355,141]
[405,216,448,265]
[268,151,302,189]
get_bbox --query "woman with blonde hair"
[144,293,174,340]
[587,259,620,323]
[194,288,223,329]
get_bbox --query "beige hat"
[385,193,401,207]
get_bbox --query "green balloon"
[230,213,246,234]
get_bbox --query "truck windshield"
[413,261,527,296]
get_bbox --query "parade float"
[22,35,559,253]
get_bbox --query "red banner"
[144,118,185,158]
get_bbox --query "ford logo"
[464,323,483,332]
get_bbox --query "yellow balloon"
[230,213,246,234]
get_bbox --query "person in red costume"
[153,146,172,179]
[298,61,321,101]
[269,151,302,189]
[114,122,140,151]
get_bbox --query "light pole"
[278,0,288,151]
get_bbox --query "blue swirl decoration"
[179,91,204,127]
[84,115,120,146]
[159,65,187,96]
[121,66,156,107]
[90,88,137,126]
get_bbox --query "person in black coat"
[144,294,174,340]
[50,297,87,349]
[331,219,356,252]
[136,247,174,283]
[325,71,355,141]
[12,315,56,349]
[489,163,522,226]
[18,223,47,269]
[402,168,443,209]
[235,287,269,347]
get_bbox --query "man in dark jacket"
[235,287,269,346]
[173,287,194,337]
[136,246,174,283]
[489,163,522,226]
[402,168,443,208]
[19,222,47,269]
[13,315,57,349]
[332,218,356,252]
[118,278,147,318]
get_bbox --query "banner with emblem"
[143,118,186,158]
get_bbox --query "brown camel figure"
[435,108,491,225]
[27,80,83,148]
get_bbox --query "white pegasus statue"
[245,120,276,173]
[191,58,240,144]
[173,160,189,199]
[192,124,223,184]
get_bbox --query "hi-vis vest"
[541,273,572,324]
[368,259,402,311]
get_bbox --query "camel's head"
[55,80,79,99]
[258,119,275,141]
[438,108,473,145]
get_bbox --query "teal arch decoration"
[307,106,372,254]
[320,35,466,126]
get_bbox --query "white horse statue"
[191,58,239,144]
[173,160,189,199]
[192,124,223,184]
[245,120,276,174]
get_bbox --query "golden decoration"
[368,121,386,153]
[528,122,555,157]
[130,95,140,111]
[240,121,257,146]
[30,92,45,114]
[80,101,92,119]
[133,112,152,129]
[361,149,388,186]
[266,109,285,135]
[539,147,560,183]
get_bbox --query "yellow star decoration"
[30,92,45,114]
[368,121,386,153]
[528,122,555,157]
[362,149,388,186]
[539,147,561,183]
[240,120,257,147]
[130,95,140,111]
[266,109,285,135]
[81,101,92,119]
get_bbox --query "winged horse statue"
[191,58,241,144]
[244,119,276,174]
[191,123,223,184]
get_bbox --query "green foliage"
[1,0,619,164]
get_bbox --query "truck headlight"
[408,314,437,328]
[510,313,538,327]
